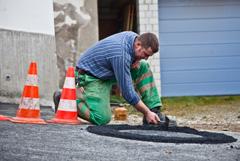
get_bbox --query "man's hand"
[131,61,140,69]
[134,100,161,124]
[145,111,160,124]
[78,87,85,93]
[76,87,85,98]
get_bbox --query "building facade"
[1,0,239,105]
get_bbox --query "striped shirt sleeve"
[110,52,140,105]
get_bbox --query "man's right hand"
[134,100,160,124]
[145,111,160,124]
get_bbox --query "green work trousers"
[75,60,162,125]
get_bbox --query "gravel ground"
[0,103,239,161]
[110,104,240,132]
[110,114,240,132]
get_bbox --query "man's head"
[134,32,159,61]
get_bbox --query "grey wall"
[54,0,98,87]
[0,29,59,105]
[0,0,99,106]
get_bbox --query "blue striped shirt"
[76,31,140,105]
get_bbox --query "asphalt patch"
[87,124,237,144]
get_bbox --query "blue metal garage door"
[158,0,240,96]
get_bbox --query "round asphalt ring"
[87,124,237,144]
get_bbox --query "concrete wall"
[0,0,58,105]
[137,0,161,95]
[53,0,98,87]
[0,0,161,105]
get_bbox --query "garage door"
[159,0,240,96]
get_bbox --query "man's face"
[134,41,153,62]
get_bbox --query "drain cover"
[87,124,237,144]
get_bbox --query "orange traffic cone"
[47,67,80,125]
[10,62,46,124]
[0,115,10,121]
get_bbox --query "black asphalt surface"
[0,102,240,161]
[87,125,237,144]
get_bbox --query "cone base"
[47,118,81,125]
[10,117,47,124]
[0,115,10,121]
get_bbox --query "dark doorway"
[98,0,137,40]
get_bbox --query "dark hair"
[138,32,159,53]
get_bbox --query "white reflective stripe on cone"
[63,77,75,89]
[19,97,40,109]
[25,74,38,86]
[58,99,77,112]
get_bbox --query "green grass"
[110,95,127,104]
[162,95,240,110]
[110,95,140,115]
[162,95,240,116]
[111,95,240,116]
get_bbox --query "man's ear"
[135,39,142,47]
